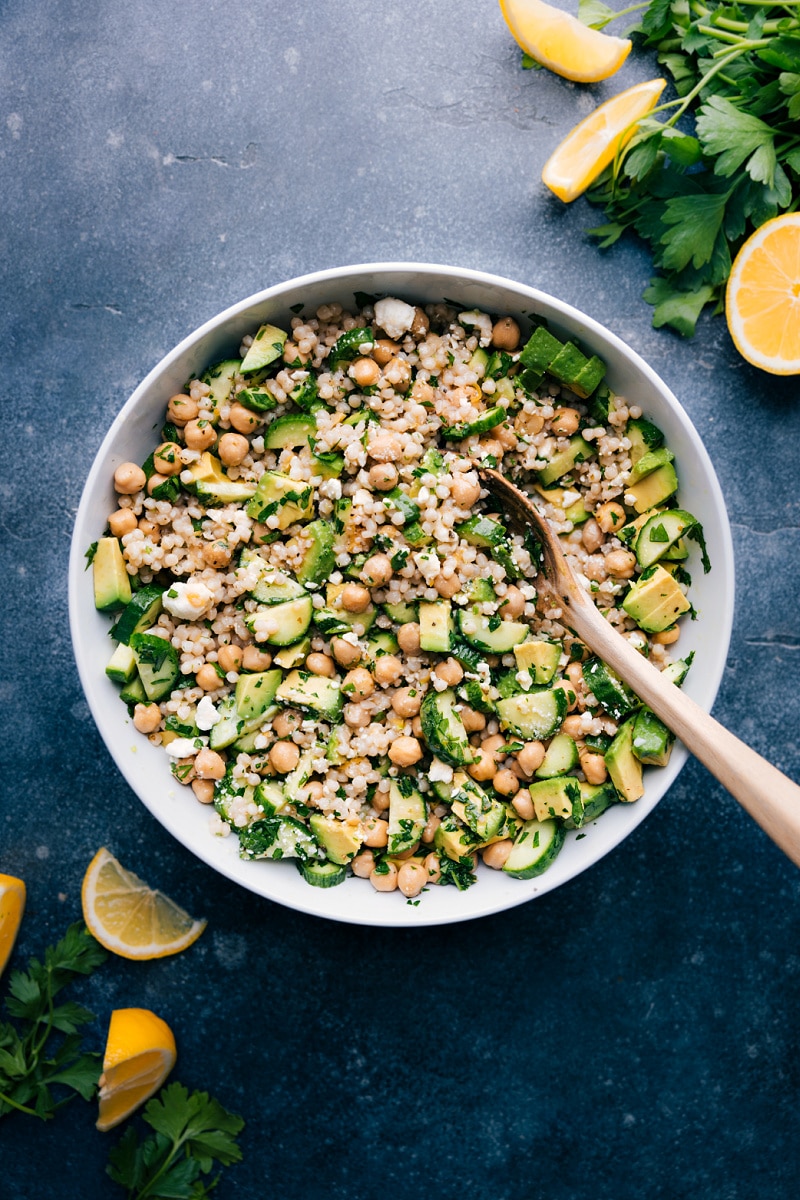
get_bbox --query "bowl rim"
[69,262,735,927]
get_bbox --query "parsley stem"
[0,1090,42,1118]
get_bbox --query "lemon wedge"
[82,848,206,960]
[499,0,631,83]
[726,213,800,375]
[0,874,26,976]
[542,77,666,202]
[97,1007,177,1131]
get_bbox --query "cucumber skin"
[296,859,348,888]
[502,820,566,879]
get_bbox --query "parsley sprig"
[577,0,800,335]
[0,922,107,1120]
[107,1082,244,1199]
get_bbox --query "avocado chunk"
[275,669,342,721]
[308,814,362,865]
[295,519,335,587]
[419,600,453,653]
[272,636,312,669]
[622,565,691,632]
[528,776,583,823]
[539,434,593,487]
[240,323,288,373]
[513,640,561,685]
[235,669,282,727]
[106,642,137,684]
[605,719,644,802]
[245,471,314,528]
[184,451,257,505]
[93,537,132,611]
[547,340,589,386]
[434,813,479,862]
[387,778,427,855]
[199,359,240,418]
[627,462,678,513]
[632,707,674,767]
[519,325,562,373]
[449,773,506,843]
[630,446,675,483]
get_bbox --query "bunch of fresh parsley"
[573,0,800,335]
[1,922,245,1197]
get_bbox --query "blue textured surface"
[2,2,799,1196]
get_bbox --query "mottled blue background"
[2,2,799,1197]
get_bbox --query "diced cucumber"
[387,779,427,854]
[196,476,258,505]
[240,324,288,373]
[235,669,282,726]
[208,695,242,751]
[661,653,694,687]
[419,688,476,767]
[565,780,617,828]
[254,780,287,817]
[626,417,664,465]
[465,577,496,604]
[110,585,164,645]
[119,673,147,707]
[328,326,374,369]
[106,642,137,684]
[249,565,307,605]
[457,514,507,547]
[383,600,418,625]
[296,858,348,888]
[129,633,180,701]
[199,359,240,417]
[635,509,698,570]
[440,404,506,440]
[513,640,561,685]
[263,414,316,449]
[93,537,132,611]
[295,519,335,587]
[462,677,495,715]
[535,733,578,779]
[275,669,343,721]
[364,630,399,665]
[502,818,565,879]
[245,595,314,646]
[419,600,453,653]
[382,487,420,525]
[282,747,316,798]
[582,657,640,721]
[496,688,567,741]
[528,776,583,823]
[632,708,674,767]
[237,386,278,413]
[238,815,318,861]
[457,608,528,653]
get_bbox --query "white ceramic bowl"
[69,264,734,927]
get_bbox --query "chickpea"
[166,393,199,426]
[604,548,637,579]
[361,554,393,587]
[580,750,608,785]
[461,707,486,733]
[269,740,301,774]
[397,623,421,655]
[195,664,222,692]
[482,839,514,869]
[397,860,427,898]
[108,508,137,537]
[146,473,168,496]
[194,748,226,780]
[272,709,301,739]
[498,585,525,619]
[516,741,546,777]
[368,462,398,491]
[653,626,681,645]
[491,316,521,351]
[344,702,370,729]
[217,644,243,673]
[560,714,586,739]
[242,644,273,671]
[468,748,498,782]
[410,307,430,337]
[183,419,216,451]
[343,667,375,700]
[433,572,462,599]
[217,432,250,466]
[566,661,584,690]
[584,555,607,583]
[133,702,161,734]
[172,757,196,785]
[351,849,376,878]
[363,818,389,848]
[389,736,423,767]
[138,519,160,541]
[228,403,261,435]
[114,462,146,495]
[481,733,506,755]
[306,652,337,678]
[340,583,371,613]
[495,423,518,452]
[372,338,399,365]
[384,356,412,392]
[424,851,442,885]
[411,379,434,405]
[369,861,398,892]
[153,441,183,477]
[596,501,626,534]
[422,812,441,844]
[331,637,362,668]
[512,789,535,821]
[391,687,422,718]
[204,541,232,569]
[372,788,390,813]
[434,658,463,687]
[478,437,504,460]
[551,407,580,436]
[450,474,481,507]
[304,780,325,804]
[283,339,309,365]
[349,356,381,388]
[374,654,403,685]
[367,431,403,462]
[493,769,520,796]
[191,778,216,805]
[515,409,545,437]
[581,518,604,554]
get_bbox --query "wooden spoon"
[479,466,800,868]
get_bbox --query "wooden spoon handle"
[569,598,800,867]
